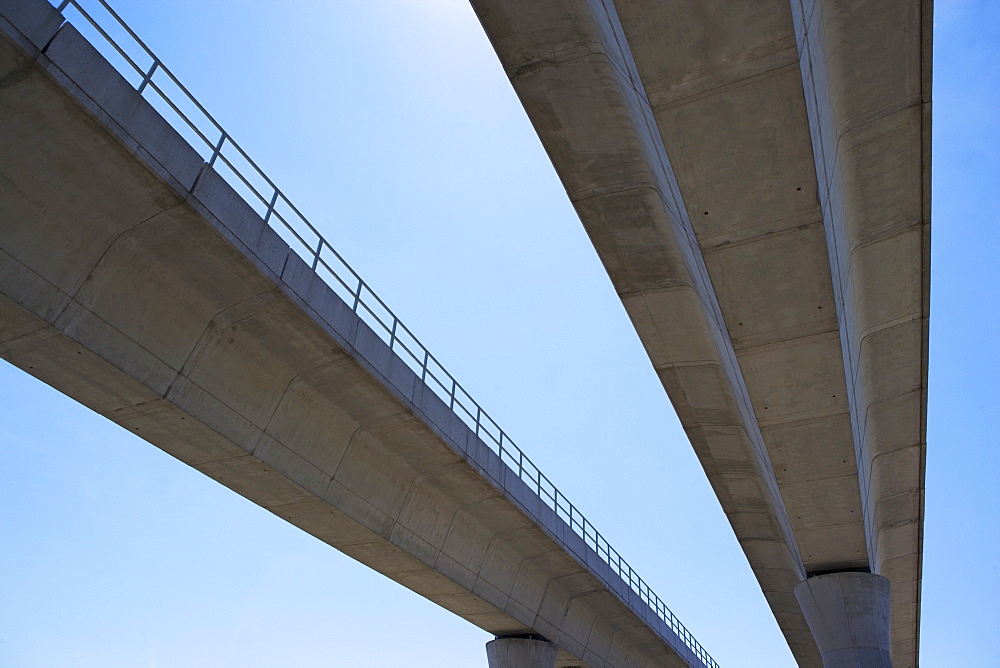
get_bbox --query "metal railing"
[48,1,718,665]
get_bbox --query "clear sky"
[1,1,996,666]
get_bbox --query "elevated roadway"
[470,0,930,665]
[0,1,716,666]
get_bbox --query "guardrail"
[49,1,718,665]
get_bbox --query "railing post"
[208,132,227,167]
[389,318,398,349]
[312,237,323,270]
[137,59,158,94]
[352,280,362,312]
[420,350,429,382]
[263,189,279,224]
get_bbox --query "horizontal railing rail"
[47,2,718,665]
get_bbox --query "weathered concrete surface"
[789,3,932,665]
[794,573,892,667]
[470,0,814,663]
[0,2,707,666]
[470,0,929,665]
[487,637,560,668]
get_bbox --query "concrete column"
[485,636,558,668]
[793,572,892,667]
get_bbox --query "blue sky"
[1,1,996,666]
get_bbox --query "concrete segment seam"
[648,59,801,113]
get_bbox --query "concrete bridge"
[468,0,930,666]
[0,0,929,666]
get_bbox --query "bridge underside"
[471,0,930,665]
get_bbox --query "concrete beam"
[471,0,928,663]
[610,0,869,575]
[470,0,820,663]
[789,1,931,663]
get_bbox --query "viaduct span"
[0,0,929,666]
[468,0,930,666]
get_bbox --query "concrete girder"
[789,1,931,663]
[470,0,821,664]
[472,0,929,664]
